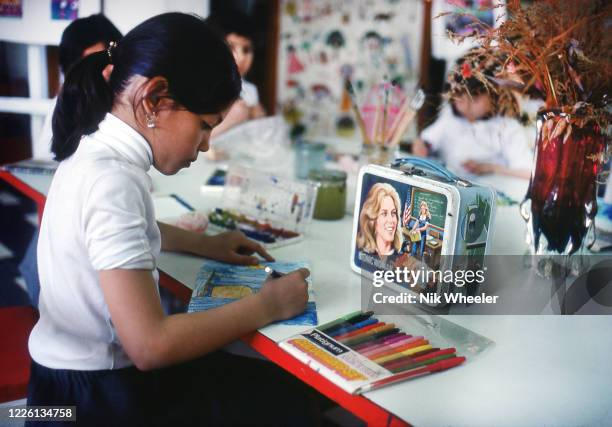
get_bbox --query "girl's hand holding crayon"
[195,230,275,265]
[259,268,310,322]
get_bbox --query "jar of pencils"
[345,79,424,166]
[308,169,347,220]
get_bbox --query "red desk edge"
[0,171,47,223]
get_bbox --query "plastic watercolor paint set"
[279,311,467,394]
[207,165,318,248]
[350,156,497,300]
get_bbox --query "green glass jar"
[309,169,347,220]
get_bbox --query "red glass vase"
[523,110,605,254]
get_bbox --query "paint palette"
[207,165,318,248]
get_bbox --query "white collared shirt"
[421,105,533,175]
[29,113,161,370]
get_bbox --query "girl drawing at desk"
[411,201,431,259]
[27,13,319,426]
[356,183,403,259]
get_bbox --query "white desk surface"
[150,157,612,427]
[6,171,52,196]
[12,157,612,426]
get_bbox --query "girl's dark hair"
[52,12,241,161]
[59,14,122,75]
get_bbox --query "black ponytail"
[51,50,113,161]
[51,13,241,162]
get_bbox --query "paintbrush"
[388,89,425,148]
[381,77,390,145]
[344,79,370,145]
[372,95,382,145]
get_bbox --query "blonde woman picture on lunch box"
[356,183,403,259]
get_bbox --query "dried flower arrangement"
[439,0,611,254]
[440,0,611,133]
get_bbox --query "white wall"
[0,0,209,47]
[0,0,101,46]
[104,0,209,36]
[0,0,209,158]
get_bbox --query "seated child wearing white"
[413,53,532,179]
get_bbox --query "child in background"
[34,14,122,160]
[27,13,320,426]
[206,9,266,137]
[20,14,123,307]
[412,52,532,179]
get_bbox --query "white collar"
[95,113,153,171]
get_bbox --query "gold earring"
[146,113,156,129]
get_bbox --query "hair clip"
[107,41,118,63]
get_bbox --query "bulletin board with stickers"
[276,0,423,139]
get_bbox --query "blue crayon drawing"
[188,259,318,326]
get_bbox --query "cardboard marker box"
[350,157,496,302]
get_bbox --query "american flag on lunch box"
[402,192,411,226]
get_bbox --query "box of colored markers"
[207,165,318,248]
[279,311,465,395]
[350,157,496,302]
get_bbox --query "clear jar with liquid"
[308,169,347,220]
[295,141,326,180]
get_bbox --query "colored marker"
[332,321,384,340]
[343,327,400,347]
[318,311,374,333]
[373,344,433,364]
[388,349,457,373]
[357,333,407,349]
[407,347,440,359]
[381,347,450,369]
[316,311,362,332]
[391,353,457,373]
[328,318,378,337]
[352,333,410,352]
[337,323,395,344]
[359,335,423,356]
[264,266,284,278]
[356,357,466,393]
[365,338,429,360]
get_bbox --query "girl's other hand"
[259,268,310,321]
[202,230,274,265]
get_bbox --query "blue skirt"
[26,351,322,426]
